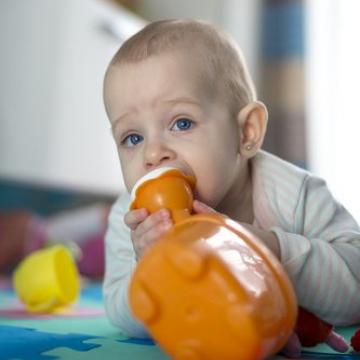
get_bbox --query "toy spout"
[130,167,195,225]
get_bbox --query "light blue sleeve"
[102,193,150,338]
[272,175,360,326]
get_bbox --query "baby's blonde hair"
[108,19,256,117]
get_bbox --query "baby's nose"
[144,139,176,169]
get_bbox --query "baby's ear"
[236,101,268,157]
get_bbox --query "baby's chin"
[159,163,195,179]
[193,187,225,210]
[191,189,211,206]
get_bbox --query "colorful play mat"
[0,278,359,360]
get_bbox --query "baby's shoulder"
[251,151,316,225]
[252,150,310,193]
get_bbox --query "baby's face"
[104,53,245,208]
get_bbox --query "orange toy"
[129,167,297,360]
[130,167,196,223]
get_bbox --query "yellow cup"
[12,245,80,313]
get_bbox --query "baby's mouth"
[129,166,197,209]
[131,166,195,201]
[161,164,194,178]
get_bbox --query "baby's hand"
[192,200,219,215]
[281,329,349,358]
[282,307,349,358]
[124,208,173,261]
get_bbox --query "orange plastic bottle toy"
[129,167,297,360]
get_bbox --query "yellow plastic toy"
[13,245,80,313]
[129,167,298,360]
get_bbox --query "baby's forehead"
[104,58,218,123]
[106,52,217,102]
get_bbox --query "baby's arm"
[193,199,350,356]
[103,194,147,337]
[103,194,173,338]
[272,175,360,326]
[193,200,281,257]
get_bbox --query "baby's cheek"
[193,184,222,208]
[120,163,138,192]
[123,175,133,193]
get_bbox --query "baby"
[102,19,360,354]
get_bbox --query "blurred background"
[0,0,359,277]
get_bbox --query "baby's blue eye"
[122,134,143,147]
[172,118,193,131]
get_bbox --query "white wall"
[0,1,59,186]
[0,0,260,195]
[134,0,261,85]
[0,0,145,195]
[306,0,360,221]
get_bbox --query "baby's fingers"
[135,209,171,239]
[132,210,173,260]
[281,332,301,358]
[326,331,349,353]
[192,200,217,215]
[141,220,173,245]
[124,208,148,231]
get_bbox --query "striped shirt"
[103,150,360,337]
